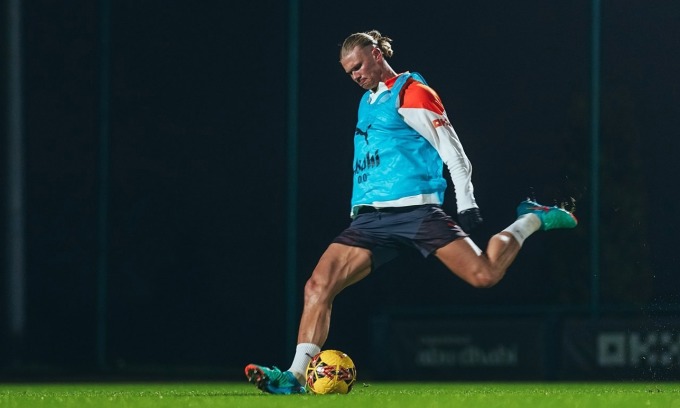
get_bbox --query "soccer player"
[245,30,577,394]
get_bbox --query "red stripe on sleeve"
[399,78,445,115]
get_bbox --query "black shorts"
[332,205,467,270]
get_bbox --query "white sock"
[502,214,541,246]
[288,343,321,380]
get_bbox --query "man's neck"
[371,73,401,93]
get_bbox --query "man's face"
[340,45,383,90]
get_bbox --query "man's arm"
[398,81,478,212]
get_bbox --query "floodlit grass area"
[0,382,679,408]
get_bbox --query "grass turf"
[0,382,679,407]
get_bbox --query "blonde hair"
[340,29,393,60]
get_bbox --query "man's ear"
[372,46,383,61]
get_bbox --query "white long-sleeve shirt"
[366,74,478,212]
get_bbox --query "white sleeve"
[400,107,478,212]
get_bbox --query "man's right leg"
[245,243,372,394]
[435,198,577,289]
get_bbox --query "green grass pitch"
[1,382,679,407]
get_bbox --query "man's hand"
[457,208,483,233]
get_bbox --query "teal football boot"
[517,200,578,231]
[245,364,306,395]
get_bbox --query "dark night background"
[1,0,679,380]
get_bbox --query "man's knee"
[470,274,497,289]
[467,265,504,289]
[304,263,338,304]
[304,275,328,299]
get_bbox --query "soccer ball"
[305,349,357,395]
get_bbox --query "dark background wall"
[1,0,679,380]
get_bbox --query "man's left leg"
[245,243,372,394]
